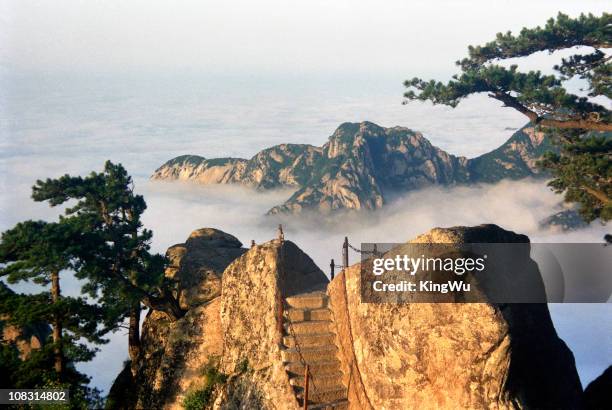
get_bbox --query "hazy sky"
[2,0,609,76]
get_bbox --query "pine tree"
[31,161,185,366]
[0,221,105,406]
[404,12,611,222]
[541,130,611,221]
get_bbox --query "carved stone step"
[282,289,348,408]
[282,345,338,363]
[286,307,331,322]
[296,385,347,405]
[285,360,342,377]
[283,332,336,348]
[285,292,327,309]
[285,320,331,334]
[289,370,343,389]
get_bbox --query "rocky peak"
[325,122,386,158]
[107,228,247,409]
[269,122,468,213]
[151,121,555,214]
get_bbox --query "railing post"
[303,364,310,410]
[330,259,335,280]
[342,237,349,269]
[278,224,284,242]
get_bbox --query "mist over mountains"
[152,121,554,214]
[3,72,608,394]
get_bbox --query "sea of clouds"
[1,72,610,393]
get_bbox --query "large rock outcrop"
[167,228,246,310]
[109,224,589,409]
[107,228,246,409]
[108,229,329,410]
[327,224,583,409]
[151,122,553,214]
[216,239,329,409]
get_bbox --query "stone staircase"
[282,289,348,410]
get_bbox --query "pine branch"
[490,92,612,131]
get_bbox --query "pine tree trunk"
[50,270,64,379]
[127,219,142,374]
[128,303,141,376]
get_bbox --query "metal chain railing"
[336,237,383,275]
[332,236,376,410]
[347,242,383,257]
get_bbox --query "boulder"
[107,230,328,410]
[216,239,328,409]
[328,224,583,409]
[107,228,246,410]
[166,228,244,310]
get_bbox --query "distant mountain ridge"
[151,121,553,214]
